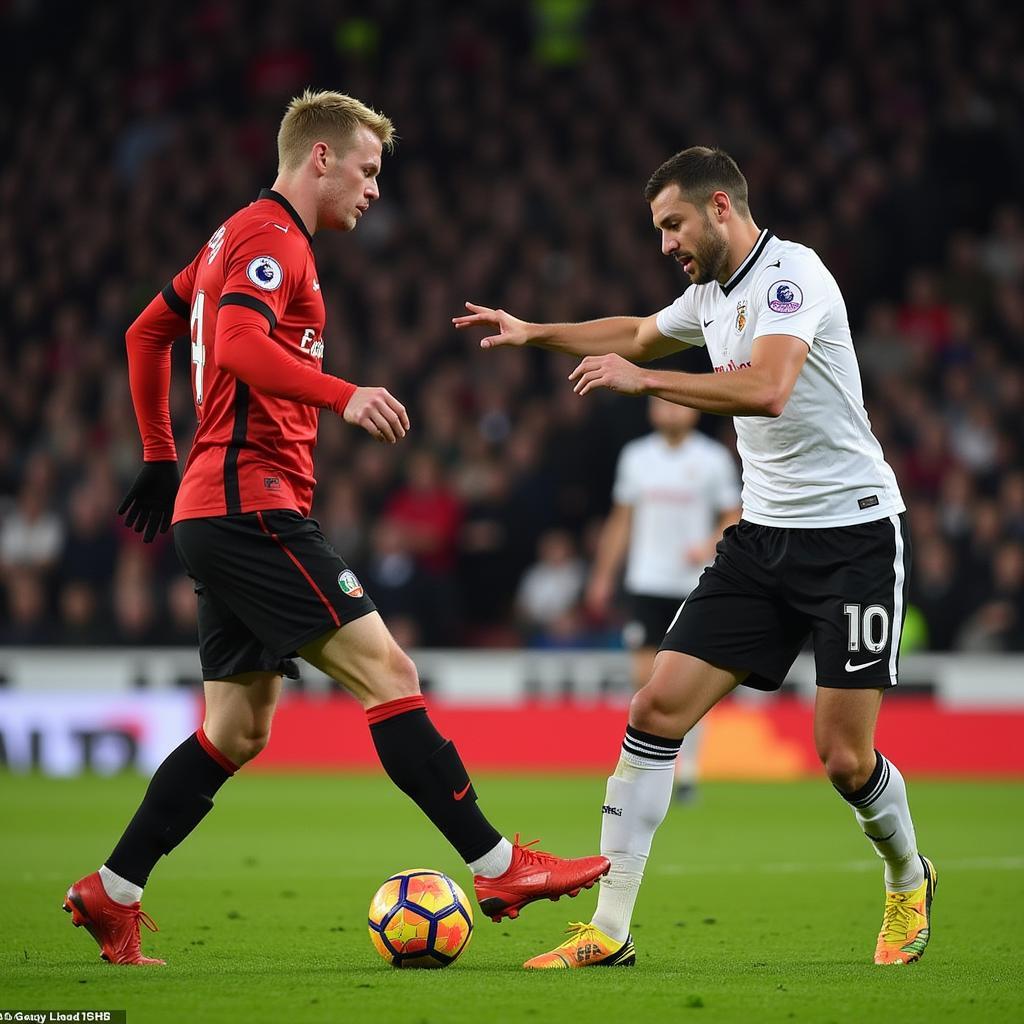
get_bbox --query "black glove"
[117,461,180,542]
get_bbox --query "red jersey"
[166,190,329,521]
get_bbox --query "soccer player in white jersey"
[588,397,740,801]
[454,146,935,969]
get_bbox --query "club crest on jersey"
[768,280,802,313]
[338,570,364,598]
[734,300,747,334]
[246,255,283,291]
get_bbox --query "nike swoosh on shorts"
[845,658,882,672]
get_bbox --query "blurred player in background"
[587,397,739,801]
[457,146,935,969]
[63,90,608,966]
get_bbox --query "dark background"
[1,0,1022,652]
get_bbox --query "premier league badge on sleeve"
[768,280,803,313]
[246,255,284,291]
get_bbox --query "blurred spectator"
[360,518,456,647]
[958,542,1024,651]
[516,529,587,644]
[0,571,52,645]
[317,478,368,567]
[0,486,64,572]
[60,483,119,587]
[908,538,968,652]
[896,270,951,355]
[56,580,108,646]
[161,576,199,646]
[383,448,464,575]
[112,578,162,646]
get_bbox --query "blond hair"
[277,89,395,172]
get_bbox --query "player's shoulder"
[758,236,826,278]
[753,236,834,303]
[228,199,306,250]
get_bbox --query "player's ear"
[311,142,330,175]
[711,190,731,221]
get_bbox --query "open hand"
[452,302,532,349]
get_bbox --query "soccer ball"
[368,869,474,968]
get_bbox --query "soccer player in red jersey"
[64,90,608,966]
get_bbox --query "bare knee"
[365,646,421,706]
[231,726,271,765]
[629,684,685,739]
[204,722,271,767]
[818,742,876,792]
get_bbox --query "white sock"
[840,752,924,892]
[468,837,513,878]
[99,864,144,905]
[591,726,680,942]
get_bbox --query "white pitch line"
[654,856,1024,876]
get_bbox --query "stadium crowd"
[1,0,1023,652]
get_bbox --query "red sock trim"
[366,694,427,726]
[196,728,239,774]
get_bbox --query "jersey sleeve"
[655,287,705,347]
[218,224,303,331]
[611,443,639,506]
[214,304,356,413]
[752,253,830,348]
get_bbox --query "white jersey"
[613,430,740,598]
[655,230,904,528]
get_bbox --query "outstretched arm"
[453,303,684,362]
[568,334,809,418]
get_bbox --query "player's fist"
[452,302,532,349]
[117,460,180,542]
[343,386,410,444]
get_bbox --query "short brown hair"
[643,146,750,215]
[277,89,395,172]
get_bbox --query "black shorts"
[623,593,687,651]
[173,510,377,680]
[661,514,911,691]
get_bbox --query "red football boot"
[63,871,165,965]
[473,835,611,923]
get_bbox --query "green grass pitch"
[2,772,1023,1023]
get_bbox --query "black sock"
[367,696,502,864]
[105,731,236,886]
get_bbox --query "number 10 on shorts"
[843,603,890,653]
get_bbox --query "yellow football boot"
[874,855,937,965]
[523,921,636,969]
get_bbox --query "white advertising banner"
[0,692,199,776]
